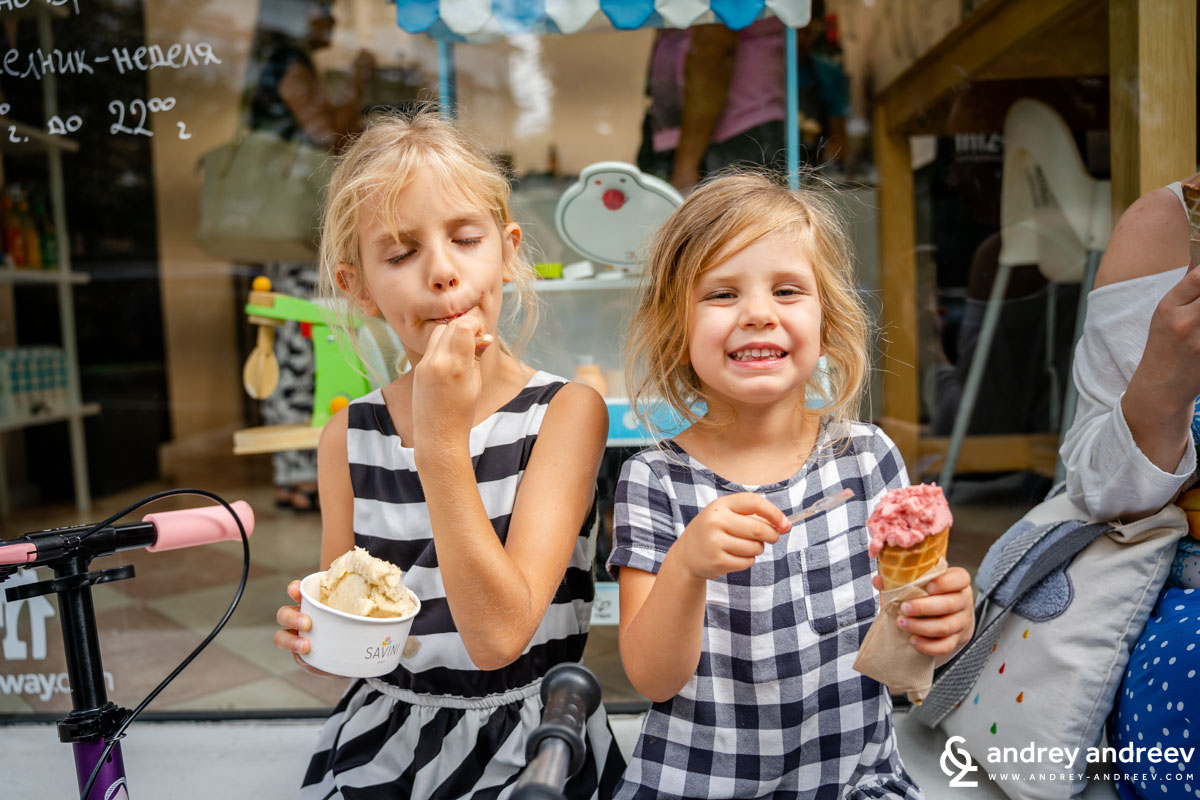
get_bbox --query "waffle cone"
[878,527,949,590]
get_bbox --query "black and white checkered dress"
[301,371,625,799]
[607,420,924,799]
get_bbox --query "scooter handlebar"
[0,541,35,566]
[0,501,255,567]
[512,663,603,800]
[144,501,255,552]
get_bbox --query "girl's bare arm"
[617,560,708,701]
[273,408,355,669]
[418,382,608,670]
[618,493,786,701]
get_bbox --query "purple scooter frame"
[73,738,129,800]
[0,496,255,799]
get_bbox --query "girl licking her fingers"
[271,108,625,799]
[608,172,973,800]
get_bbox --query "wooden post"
[873,104,919,472]
[1110,0,1197,217]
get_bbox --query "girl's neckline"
[376,368,546,450]
[663,416,831,492]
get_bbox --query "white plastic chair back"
[940,99,1112,494]
[999,98,1111,281]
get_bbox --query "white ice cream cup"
[297,571,421,678]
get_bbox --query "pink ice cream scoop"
[866,484,953,558]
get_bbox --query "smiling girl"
[608,173,975,799]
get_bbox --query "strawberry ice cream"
[866,484,953,558]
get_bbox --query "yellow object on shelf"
[573,361,607,396]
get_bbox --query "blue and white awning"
[393,0,812,41]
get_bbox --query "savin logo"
[365,636,398,661]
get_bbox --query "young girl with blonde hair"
[272,109,624,799]
[609,173,975,799]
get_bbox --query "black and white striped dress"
[301,371,625,799]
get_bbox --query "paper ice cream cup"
[298,572,420,678]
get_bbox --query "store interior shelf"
[0,117,79,154]
[0,3,93,519]
[0,402,100,434]
[0,267,89,285]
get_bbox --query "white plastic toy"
[555,162,683,272]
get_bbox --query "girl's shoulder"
[346,388,389,431]
[520,369,570,400]
[821,419,901,458]
[350,387,386,407]
[491,369,577,420]
[818,419,907,485]
[618,441,692,485]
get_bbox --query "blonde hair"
[318,106,539,374]
[625,171,871,442]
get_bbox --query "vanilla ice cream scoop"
[320,546,417,619]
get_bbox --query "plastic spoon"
[720,488,856,577]
[786,488,854,526]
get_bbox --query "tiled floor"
[0,467,1045,718]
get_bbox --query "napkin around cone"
[853,558,948,704]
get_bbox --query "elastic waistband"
[365,677,542,709]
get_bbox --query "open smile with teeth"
[729,347,787,361]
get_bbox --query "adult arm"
[671,24,738,191]
[1060,186,1198,520]
[278,52,373,151]
[813,56,849,164]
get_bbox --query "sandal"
[288,485,320,513]
[275,486,296,509]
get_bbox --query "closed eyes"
[384,237,483,265]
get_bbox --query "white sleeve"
[1059,272,1196,520]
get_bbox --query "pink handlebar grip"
[0,542,36,566]
[144,501,255,552]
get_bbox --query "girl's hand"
[873,567,975,662]
[675,492,789,580]
[273,580,337,678]
[411,317,490,453]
